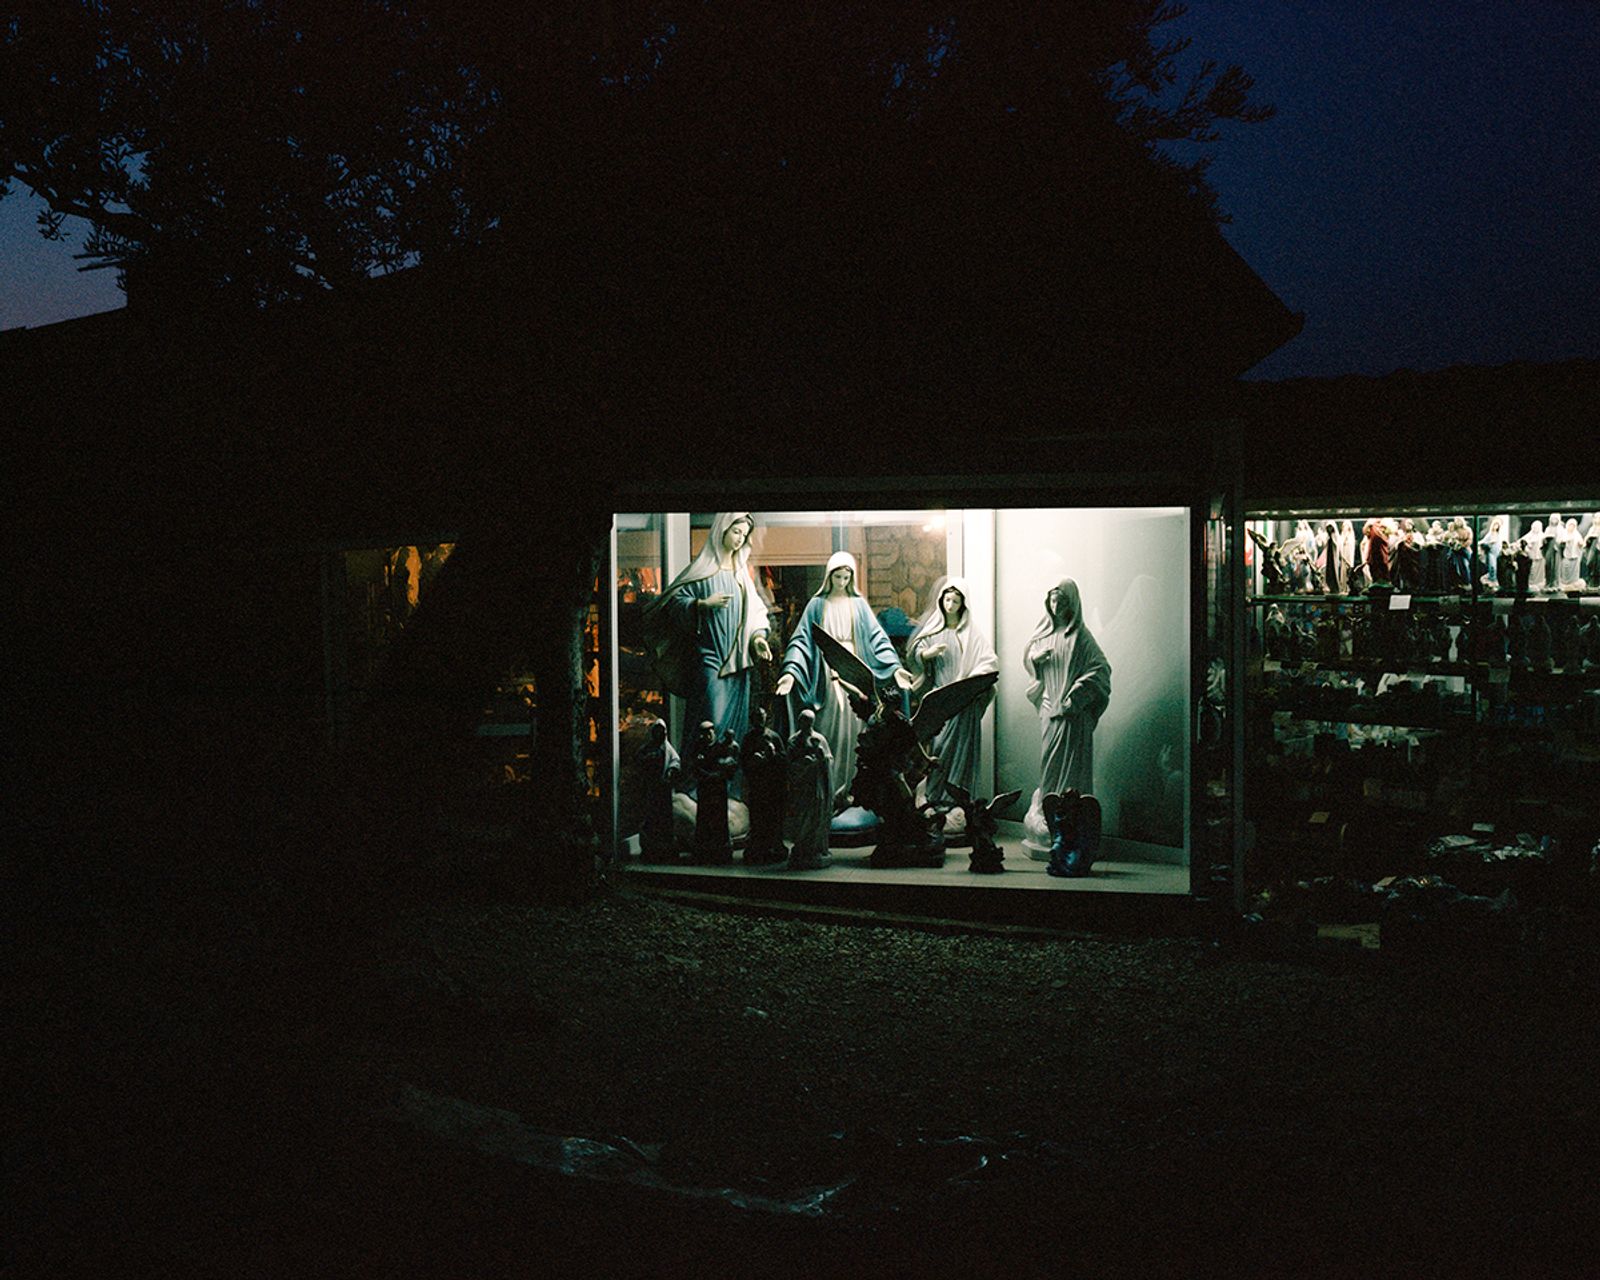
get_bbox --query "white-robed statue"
[907,575,999,812]
[1021,577,1112,854]
[774,550,914,806]
[642,512,772,778]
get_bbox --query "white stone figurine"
[1020,577,1113,855]
[907,575,999,815]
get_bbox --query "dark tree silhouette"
[1,1,1271,310]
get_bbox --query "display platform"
[621,823,1197,934]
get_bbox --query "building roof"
[4,137,1303,547]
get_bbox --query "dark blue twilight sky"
[2,2,1596,380]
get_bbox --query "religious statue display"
[784,708,834,870]
[907,575,1000,828]
[774,551,914,807]
[1021,578,1112,855]
[739,706,787,866]
[642,511,772,790]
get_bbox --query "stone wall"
[864,525,943,625]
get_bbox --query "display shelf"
[1262,657,1475,677]
[1250,592,1471,608]
[1244,502,1600,886]
[1265,706,1473,732]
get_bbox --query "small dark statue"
[739,706,787,865]
[947,783,1022,875]
[1043,789,1102,879]
[1247,528,1290,594]
[689,722,740,865]
[634,720,681,863]
[811,625,999,870]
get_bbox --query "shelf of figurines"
[1250,590,1600,610]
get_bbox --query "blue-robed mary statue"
[774,550,913,805]
[643,512,772,780]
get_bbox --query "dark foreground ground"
[9,849,1600,1279]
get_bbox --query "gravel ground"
[11,859,1600,1277]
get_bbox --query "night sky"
[3,2,1596,379]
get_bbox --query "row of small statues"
[1252,512,1600,598]
[634,707,1102,879]
[1262,604,1600,672]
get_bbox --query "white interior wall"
[994,508,1190,857]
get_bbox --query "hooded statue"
[1021,577,1113,854]
[777,550,907,806]
[642,511,771,765]
[908,574,999,809]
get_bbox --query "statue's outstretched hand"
[892,668,916,690]
[751,634,772,661]
[700,591,733,610]
[774,674,795,696]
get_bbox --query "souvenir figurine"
[1524,521,1548,593]
[1444,517,1474,591]
[1543,513,1564,592]
[1364,517,1396,586]
[1339,521,1360,592]
[642,511,772,791]
[784,709,834,870]
[688,723,740,865]
[1248,527,1290,594]
[1478,515,1507,590]
[1559,517,1583,590]
[1581,515,1600,589]
[1317,521,1349,595]
[1043,789,1102,879]
[948,784,1023,875]
[1421,520,1446,592]
[1391,520,1424,594]
[739,706,788,865]
[635,720,682,863]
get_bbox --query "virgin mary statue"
[643,512,772,765]
[1021,577,1112,854]
[907,575,999,810]
[774,550,912,805]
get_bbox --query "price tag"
[1309,811,1331,825]
[1389,594,1412,611]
